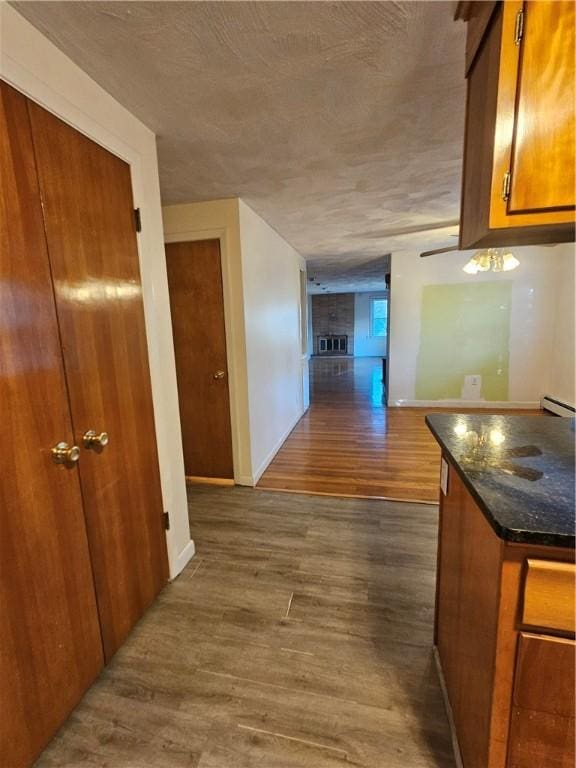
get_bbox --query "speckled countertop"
[426,414,575,548]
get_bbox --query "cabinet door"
[508,1,575,213]
[0,82,103,766]
[28,101,169,660]
[459,0,575,248]
[507,633,575,768]
[489,0,575,232]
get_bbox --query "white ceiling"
[15,1,466,272]
[307,254,390,294]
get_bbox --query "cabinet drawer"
[522,559,575,634]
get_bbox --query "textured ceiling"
[308,254,390,294]
[15,1,466,270]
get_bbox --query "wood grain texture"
[488,0,575,233]
[0,80,103,767]
[507,633,575,768]
[488,540,575,768]
[435,454,575,768]
[436,466,503,768]
[509,1,575,213]
[28,100,169,661]
[522,559,576,634]
[258,357,539,503]
[459,1,575,248]
[459,1,503,249]
[165,239,234,479]
[459,0,499,75]
[33,485,455,768]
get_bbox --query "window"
[370,297,388,337]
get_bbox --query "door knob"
[52,441,81,464]
[213,370,226,380]
[83,430,109,449]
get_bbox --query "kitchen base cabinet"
[508,634,575,768]
[434,464,575,768]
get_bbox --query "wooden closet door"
[165,239,234,480]
[28,102,169,660]
[0,82,103,766]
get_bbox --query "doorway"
[165,239,234,482]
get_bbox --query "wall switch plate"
[461,374,482,400]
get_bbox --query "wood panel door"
[508,1,575,214]
[165,239,234,480]
[458,1,575,248]
[0,82,103,766]
[28,101,169,660]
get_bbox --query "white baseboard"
[251,410,304,485]
[390,399,541,409]
[541,395,576,417]
[236,474,255,487]
[169,539,195,580]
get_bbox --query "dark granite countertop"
[426,414,575,548]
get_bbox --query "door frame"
[165,229,244,484]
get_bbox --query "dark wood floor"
[35,485,455,768]
[258,357,540,503]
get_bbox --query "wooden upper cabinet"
[457,1,575,248]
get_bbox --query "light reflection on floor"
[310,356,385,407]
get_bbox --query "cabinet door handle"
[502,170,511,201]
[83,430,109,449]
[52,442,81,464]
[213,370,226,380]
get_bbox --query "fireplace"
[318,335,348,355]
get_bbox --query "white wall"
[238,200,307,481]
[388,244,574,407]
[2,5,193,577]
[162,199,253,485]
[163,199,307,484]
[354,292,388,357]
[545,246,576,407]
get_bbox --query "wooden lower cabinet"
[508,634,575,768]
[435,461,575,768]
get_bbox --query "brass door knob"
[83,430,109,449]
[52,441,81,464]
[213,370,226,380]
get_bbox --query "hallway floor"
[258,357,540,503]
[35,485,454,768]
[258,357,445,502]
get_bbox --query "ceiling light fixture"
[463,248,520,275]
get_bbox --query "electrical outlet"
[462,374,482,400]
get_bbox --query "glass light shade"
[476,250,492,271]
[462,259,480,274]
[502,251,520,271]
[491,252,504,272]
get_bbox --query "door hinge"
[134,207,142,233]
[163,511,170,530]
[502,170,512,201]
[514,8,524,45]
